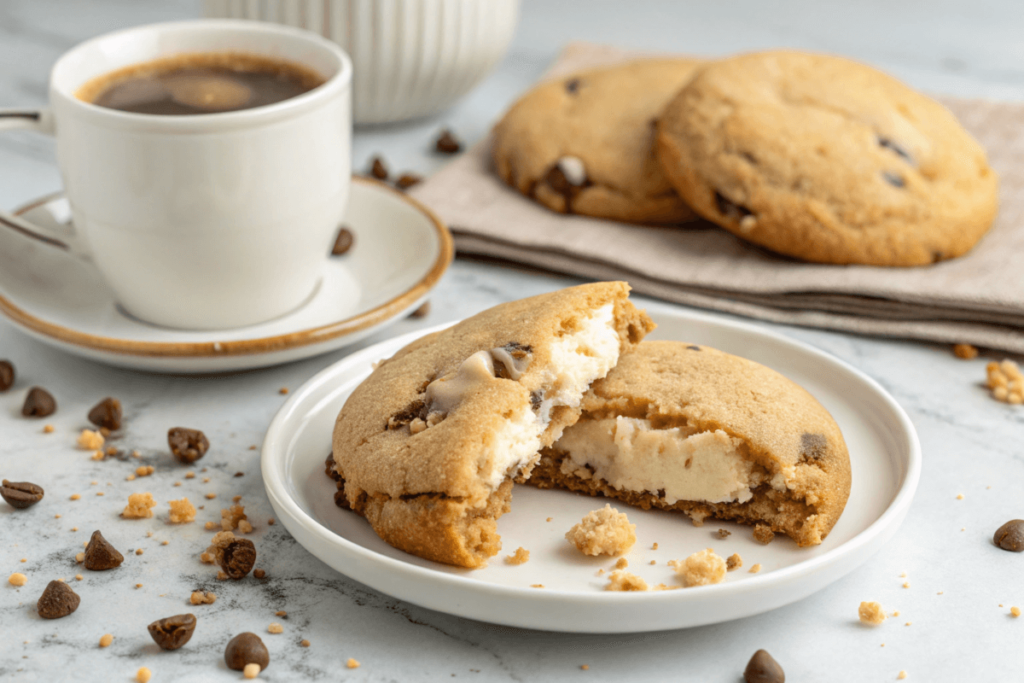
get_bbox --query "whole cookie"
[656,50,998,266]
[493,59,702,224]
[531,340,851,547]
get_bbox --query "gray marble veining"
[3,1,1024,680]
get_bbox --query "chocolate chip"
[88,397,122,431]
[220,538,257,579]
[325,453,340,481]
[434,129,461,154]
[225,632,270,671]
[234,471,244,477]
[878,136,913,164]
[334,489,350,509]
[396,173,422,190]
[530,391,543,411]
[744,649,785,683]
[22,387,56,417]
[331,227,354,256]
[409,301,431,318]
[1,480,44,509]
[714,192,752,221]
[148,613,197,650]
[716,528,731,539]
[994,520,1024,552]
[168,427,209,464]
[800,433,827,460]
[0,360,13,392]
[932,250,945,263]
[387,400,428,430]
[565,78,581,94]
[370,156,388,180]
[37,580,80,619]
[84,530,124,570]
[883,171,905,188]
[686,345,701,351]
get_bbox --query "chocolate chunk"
[219,538,257,579]
[932,250,946,263]
[225,632,270,671]
[994,520,1024,552]
[168,427,209,464]
[565,78,581,94]
[22,387,56,417]
[0,360,13,392]
[370,156,388,180]
[396,173,422,190]
[334,489,351,509]
[386,400,428,430]
[325,453,340,481]
[744,649,785,683]
[331,227,354,256]
[883,171,905,188]
[1,480,44,509]
[716,528,731,539]
[714,192,753,221]
[753,524,775,545]
[434,129,462,154]
[530,391,543,411]
[84,530,124,570]
[878,136,913,164]
[148,613,197,650]
[409,301,431,318]
[800,433,827,460]
[37,580,80,619]
[686,345,701,351]
[88,397,122,431]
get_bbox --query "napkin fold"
[411,43,1024,352]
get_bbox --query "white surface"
[0,179,446,371]
[2,1,1024,681]
[262,306,921,632]
[205,0,521,124]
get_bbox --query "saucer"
[0,177,453,373]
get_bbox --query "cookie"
[530,340,851,546]
[493,59,702,224]
[656,50,998,266]
[331,282,655,568]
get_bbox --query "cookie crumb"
[136,667,151,683]
[168,498,196,524]
[126,474,136,481]
[8,572,27,586]
[650,560,656,565]
[605,571,648,592]
[279,387,289,395]
[581,665,589,670]
[859,601,887,625]
[903,582,910,588]
[122,492,157,519]
[95,491,104,497]
[238,520,253,534]
[253,568,266,579]
[77,429,104,450]
[205,492,216,500]
[221,504,248,531]
[347,658,360,669]
[135,549,144,556]
[565,504,636,556]
[716,528,731,539]
[614,557,628,570]
[70,493,80,501]
[505,547,530,565]
[268,623,283,634]
[244,663,261,679]
[43,424,55,433]
[75,574,83,581]
[76,552,85,563]
[652,542,659,550]
[726,553,743,571]
[749,564,762,574]
[300,639,310,647]
[190,591,216,605]
[753,524,775,545]
[267,518,275,526]
[986,359,1024,404]
[185,472,195,479]
[217,571,228,580]
[99,633,113,647]
[546,517,552,522]
[1012,606,1021,618]
[953,344,978,359]
[898,671,907,680]
[136,466,154,477]
[669,548,726,587]
[530,584,544,589]
[956,494,964,500]
[135,583,143,588]
[131,450,141,458]
[275,611,287,617]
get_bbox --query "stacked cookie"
[493,50,999,267]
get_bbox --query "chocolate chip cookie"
[656,50,998,266]
[493,59,702,224]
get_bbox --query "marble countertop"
[2,1,1023,681]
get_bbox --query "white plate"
[262,304,921,633]
[0,178,452,373]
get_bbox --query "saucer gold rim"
[0,176,453,358]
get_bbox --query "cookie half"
[493,59,702,224]
[531,340,851,546]
[331,282,655,568]
[656,50,998,266]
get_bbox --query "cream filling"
[555,417,764,505]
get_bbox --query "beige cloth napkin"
[411,43,1024,352]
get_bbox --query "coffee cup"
[0,20,352,330]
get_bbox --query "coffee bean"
[370,156,388,180]
[87,397,122,431]
[1,480,44,509]
[994,520,1024,552]
[434,129,461,154]
[331,227,354,256]
[396,173,422,190]
[84,530,125,570]
[37,580,80,619]
[22,387,56,417]
[883,171,905,188]
[220,538,257,579]
[714,192,753,221]
[409,301,430,319]
[148,613,197,650]
[0,360,14,392]
[225,632,270,671]
[168,427,209,464]
[878,136,914,165]
[744,649,785,683]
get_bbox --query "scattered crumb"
[581,665,589,671]
[249,445,257,451]
[905,622,912,626]
[99,633,113,648]
[122,492,157,519]
[347,658,360,669]
[726,553,743,571]
[749,564,762,574]
[300,639,310,648]
[105,446,117,456]
[221,504,248,531]
[669,548,726,587]
[652,583,681,591]
[204,521,218,531]
[136,667,151,683]
[605,571,648,592]
[279,387,289,395]
[1012,606,1021,618]
[650,560,656,565]
[716,528,731,539]
[268,518,275,526]
[136,466,155,477]
[565,504,636,556]
[253,569,266,579]
[172,482,181,487]
[614,558,628,570]
[505,547,530,565]
[987,359,1024,404]
[131,450,141,458]
[216,571,228,580]
[956,494,964,500]
[595,569,604,576]
[900,572,906,578]
[95,491,104,497]
[238,520,253,534]
[77,429,104,450]
[135,549,144,556]
[70,494,80,501]
[126,474,136,481]
[168,498,196,524]
[43,424,55,433]
[75,552,84,563]
[190,591,216,605]
[546,517,553,522]
[203,478,210,483]
[859,601,887,625]
[893,611,900,617]
[8,573,27,586]
[244,663,261,679]
[268,623,284,634]
[898,671,907,680]
[651,542,659,550]
[903,582,910,588]
[938,591,944,595]
[135,583,143,588]
[530,584,544,589]
[205,492,216,500]
[20,559,26,563]
[75,574,83,581]
[753,524,775,545]
[55,513,62,517]
[185,472,195,479]
[276,611,287,617]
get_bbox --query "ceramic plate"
[0,177,452,373]
[262,304,920,633]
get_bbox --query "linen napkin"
[410,43,1024,352]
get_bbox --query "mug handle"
[0,108,87,256]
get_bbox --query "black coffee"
[78,53,325,116]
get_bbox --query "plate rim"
[262,303,922,613]
[0,176,454,358]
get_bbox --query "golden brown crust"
[656,50,998,266]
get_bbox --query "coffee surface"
[78,53,325,115]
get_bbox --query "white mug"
[0,20,352,330]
